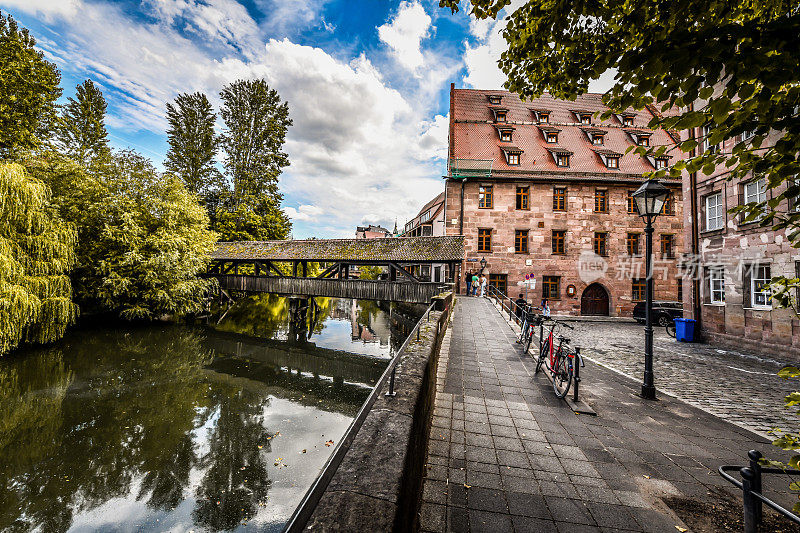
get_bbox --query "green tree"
[440,1,799,237]
[56,79,110,164]
[219,79,291,200]
[25,151,217,320]
[164,92,223,198]
[0,11,62,158]
[212,192,291,241]
[0,163,78,355]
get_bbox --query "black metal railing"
[283,299,445,532]
[485,284,528,326]
[719,450,800,532]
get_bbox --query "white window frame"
[623,115,634,126]
[507,153,520,165]
[709,267,725,304]
[592,134,604,145]
[702,124,719,153]
[751,264,772,309]
[546,132,558,143]
[655,158,668,170]
[743,178,767,222]
[539,113,550,124]
[500,130,512,142]
[705,192,724,231]
[606,157,619,169]
[556,154,569,167]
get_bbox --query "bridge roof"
[212,236,464,263]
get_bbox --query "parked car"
[633,301,683,326]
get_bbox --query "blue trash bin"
[674,318,696,342]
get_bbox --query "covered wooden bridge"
[207,236,464,304]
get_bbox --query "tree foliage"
[0,163,77,355]
[0,11,62,158]
[56,79,110,164]
[440,0,800,241]
[211,192,291,242]
[165,92,223,198]
[25,151,217,320]
[219,79,291,200]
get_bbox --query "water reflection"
[0,297,419,532]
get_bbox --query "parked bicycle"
[518,305,545,354]
[534,318,583,398]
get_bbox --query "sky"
[2,0,614,238]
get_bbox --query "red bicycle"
[534,319,580,399]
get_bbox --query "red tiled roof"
[450,89,685,177]
[500,146,523,153]
[592,148,622,156]
[546,146,574,155]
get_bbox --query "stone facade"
[445,86,685,317]
[445,179,683,316]
[682,129,800,356]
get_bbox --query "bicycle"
[535,318,569,374]
[518,306,543,354]
[534,319,582,399]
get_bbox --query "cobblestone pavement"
[533,318,798,437]
[420,296,794,533]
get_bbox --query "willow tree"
[0,163,77,355]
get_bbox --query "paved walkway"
[419,296,794,532]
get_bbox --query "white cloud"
[1,0,81,20]
[1,0,450,238]
[284,204,324,222]
[378,1,432,73]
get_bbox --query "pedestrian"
[541,298,551,317]
[464,271,473,295]
[479,274,487,297]
[515,293,527,318]
[472,273,480,297]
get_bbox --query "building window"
[708,267,725,303]
[594,190,608,212]
[553,187,566,211]
[606,156,619,169]
[556,154,570,167]
[489,274,508,296]
[702,124,719,153]
[479,185,493,209]
[661,234,674,259]
[546,132,558,143]
[515,230,529,253]
[750,264,772,308]
[592,134,604,145]
[477,228,491,253]
[500,130,512,142]
[705,192,724,230]
[743,178,767,208]
[663,192,675,215]
[655,158,669,169]
[632,278,646,301]
[677,278,683,302]
[543,276,560,300]
[495,111,507,122]
[422,225,432,236]
[507,153,520,165]
[593,232,607,256]
[488,96,501,105]
[552,230,565,254]
[626,233,640,256]
[623,115,635,127]
[580,114,591,124]
[626,190,637,214]
[638,136,650,147]
[516,187,529,210]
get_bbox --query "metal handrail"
[485,284,529,326]
[719,450,800,532]
[283,300,438,532]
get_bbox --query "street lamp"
[632,179,670,400]
[480,257,487,273]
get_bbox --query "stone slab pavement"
[419,295,797,532]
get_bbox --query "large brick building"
[681,123,799,355]
[444,85,685,317]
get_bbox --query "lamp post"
[480,257,487,274]
[632,179,670,400]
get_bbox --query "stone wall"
[303,295,453,531]
[445,179,683,317]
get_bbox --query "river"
[0,296,421,532]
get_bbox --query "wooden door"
[581,283,609,316]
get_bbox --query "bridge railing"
[485,284,527,326]
[284,297,449,531]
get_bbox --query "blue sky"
[3,0,612,238]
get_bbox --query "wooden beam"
[390,262,420,283]
[317,263,340,279]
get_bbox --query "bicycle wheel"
[552,351,573,398]
[535,337,549,374]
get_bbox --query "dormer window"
[580,114,591,124]
[623,115,634,127]
[501,146,523,165]
[638,136,650,147]
[626,129,652,147]
[592,134,604,145]
[556,154,570,167]
[546,132,558,143]
[606,156,619,169]
[495,110,507,122]
[500,130,512,142]
[539,112,550,123]
[487,95,502,105]
[655,158,669,169]
[531,109,550,124]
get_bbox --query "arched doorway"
[581,283,609,316]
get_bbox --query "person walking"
[541,298,551,317]
[479,274,487,297]
[464,271,473,295]
[471,273,479,297]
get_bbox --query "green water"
[0,296,417,532]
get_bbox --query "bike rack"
[719,450,800,533]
